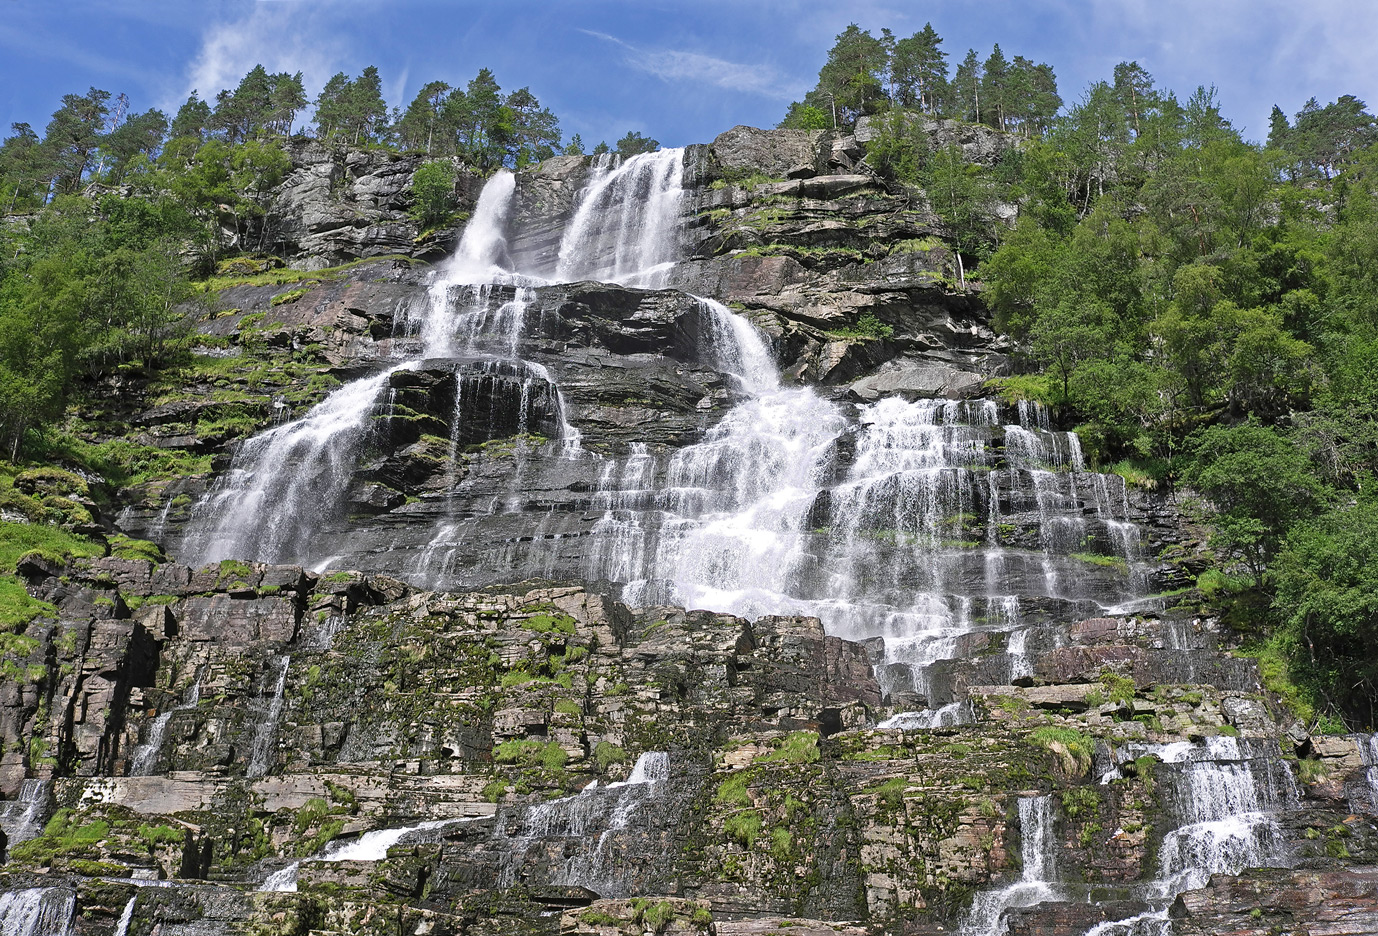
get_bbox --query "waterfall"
[111,898,135,936]
[0,889,75,936]
[128,677,201,776]
[247,655,290,778]
[180,366,410,567]
[495,751,670,895]
[1080,737,1298,934]
[262,815,478,893]
[1354,733,1378,812]
[962,795,1059,936]
[0,780,51,847]
[584,308,1144,717]
[554,150,686,287]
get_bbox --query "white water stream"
[0,889,75,936]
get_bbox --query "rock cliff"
[4,127,1376,936]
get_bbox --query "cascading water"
[494,751,670,895]
[180,150,692,571]
[0,889,75,936]
[247,655,290,778]
[262,815,482,893]
[0,780,51,847]
[963,795,1059,936]
[584,300,1149,717]
[1083,736,1299,935]
[128,677,201,776]
[554,150,686,287]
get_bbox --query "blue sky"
[2,0,1375,149]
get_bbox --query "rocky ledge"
[0,556,1376,936]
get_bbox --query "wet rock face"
[5,554,1378,936]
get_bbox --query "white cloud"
[580,29,804,101]
[177,3,350,117]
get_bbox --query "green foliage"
[827,313,894,340]
[492,739,567,770]
[594,741,626,770]
[1098,671,1137,704]
[521,610,577,634]
[1060,787,1100,818]
[1031,726,1094,776]
[1270,497,1378,725]
[0,520,102,629]
[723,809,762,848]
[410,160,459,229]
[757,730,820,764]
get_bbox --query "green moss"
[594,741,626,771]
[757,730,820,764]
[724,810,762,848]
[579,909,621,927]
[554,699,582,716]
[521,610,577,635]
[1060,787,1100,819]
[1099,671,1137,704]
[642,901,677,932]
[492,739,567,770]
[9,809,110,865]
[714,770,753,807]
[872,777,908,809]
[1070,552,1130,572]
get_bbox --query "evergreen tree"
[563,133,585,156]
[268,72,307,137]
[891,23,947,114]
[102,109,168,180]
[1112,61,1156,137]
[0,123,47,211]
[345,66,389,144]
[615,131,658,157]
[447,68,509,169]
[313,72,353,140]
[43,88,111,194]
[504,87,561,166]
[397,81,453,154]
[169,92,212,143]
[981,44,1011,130]
[951,50,982,123]
[814,24,889,127]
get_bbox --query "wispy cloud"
[178,3,350,115]
[580,29,803,101]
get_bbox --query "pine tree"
[814,24,889,127]
[504,87,561,166]
[981,45,1011,130]
[169,92,212,142]
[397,81,453,154]
[951,50,982,123]
[313,72,352,141]
[43,88,111,194]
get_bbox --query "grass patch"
[195,255,418,292]
[0,520,104,629]
[724,810,762,848]
[1235,636,1346,733]
[520,609,577,635]
[757,730,820,765]
[1071,552,1129,572]
[492,739,568,770]
[824,312,893,340]
[714,770,752,807]
[984,374,1056,407]
[1031,726,1094,777]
